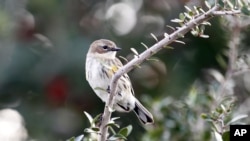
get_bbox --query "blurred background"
[0,0,250,141]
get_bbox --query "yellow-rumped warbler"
[85,39,154,124]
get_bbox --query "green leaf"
[67,135,84,141]
[241,5,250,15]
[92,113,102,125]
[84,111,93,124]
[222,131,230,141]
[226,114,248,125]
[111,117,120,121]
[179,13,185,20]
[216,107,223,114]
[107,120,120,128]
[91,127,100,132]
[201,113,208,119]
[216,55,227,69]
[109,134,127,141]
[214,131,222,141]
[118,125,133,137]
[188,11,194,17]
[218,0,225,7]
[84,128,99,133]
[67,137,75,141]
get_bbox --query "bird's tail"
[133,99,154,124]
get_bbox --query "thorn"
[150,33,158,42]
[166,25,176,31]
[130,48,139,57]
[184,12,192,19]
[174,40,186,45]
[146,58,159,62]
[184,5,192,12]
[118,56,128,63]
[133,64,141,69]
[205,1,211,9]
[141,42,148,49]
[163,45,174,49]
[198,7,206,14]
[199,34,209,38]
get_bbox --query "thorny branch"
[99,4,241,141]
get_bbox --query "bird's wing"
[101,58,135,96]
[114,58,135,96]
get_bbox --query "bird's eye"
[102,45,108,49]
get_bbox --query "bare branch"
[98,4,244,141]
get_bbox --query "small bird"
[85,39,154,124]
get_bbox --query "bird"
[85,39,154,124]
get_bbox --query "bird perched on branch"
[85,39,154,124]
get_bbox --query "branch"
[212,10,241,15]
[233,68,250,76]
[217,15,241,102]
[99,4,242,141]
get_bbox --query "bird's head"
[88,39,121,59]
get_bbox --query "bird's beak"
[110,47,121,51]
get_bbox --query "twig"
[217,15,241,102]
[232,68,250,76]
[99,4,241,141]
[209,13,244,135]
[212,10,241,15]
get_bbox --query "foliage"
[141,69,249,141]
[68,112,132,141]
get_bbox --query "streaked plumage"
[85,39,154,124]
